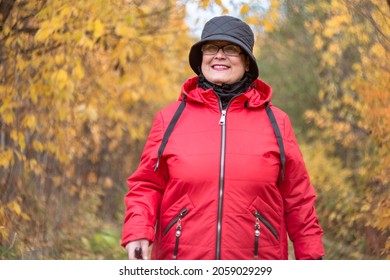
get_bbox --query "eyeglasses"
[201,44,242,56]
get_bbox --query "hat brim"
[189,34,259,81]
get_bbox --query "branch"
[0,0,15,32]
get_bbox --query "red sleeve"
[121,112,168,247]
[279,115,325,260]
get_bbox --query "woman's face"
[201,40,249,85]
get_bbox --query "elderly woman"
[122,15,324,260]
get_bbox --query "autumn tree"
[0,0,192,259]
[302,0,389,259]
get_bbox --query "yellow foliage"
[0,0,194,258]
[2,112,14,125]
[72,63,85,80]
[261,0,280,32]
[0,150,13,168]
[115,23,139,38]
[201,0,210,9]
[303,0,390,259]
[7,201,22,216]
[240,4,250,15]
[246,16,260,26]
[22,115,37,129]
[93,19,105,40]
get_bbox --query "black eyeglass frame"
[201,43,243,56]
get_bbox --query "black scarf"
[198,72,253,109]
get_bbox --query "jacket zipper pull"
[172,208,188,259]
[254,217,260,259]
[173,219,182,260]
[219,109,227,125]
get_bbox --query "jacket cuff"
[293,235,325,260]
[121,226,155,247]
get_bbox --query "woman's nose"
[214,48,226,58]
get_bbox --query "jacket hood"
[179,76,272,109]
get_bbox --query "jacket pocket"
[249,195,281,259]
[253,210,279,259]
[163,208,189,259]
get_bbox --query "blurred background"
[0,0,388,260]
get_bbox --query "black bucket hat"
[189,15,259,81]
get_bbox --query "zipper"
[219,109,227,125]
[253,211,279,259]
[163,208,189,259]
[215,94,244,259]
[216,107,227,260]
[253,211,279,239]
[254,217,260,259]
[173,218,182,259]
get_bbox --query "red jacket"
[122,76,324,259]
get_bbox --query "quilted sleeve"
[279,114,325,260]
[121,111,168,247]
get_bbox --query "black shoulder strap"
[153,98,285,181]
[265,102,286,181]
[154,96,187,171]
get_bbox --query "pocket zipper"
[163,208,189,259]
[253,211,279,259]
[253,211,279,239]
[254,217,260,259]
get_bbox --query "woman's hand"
[125,239,150,260]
